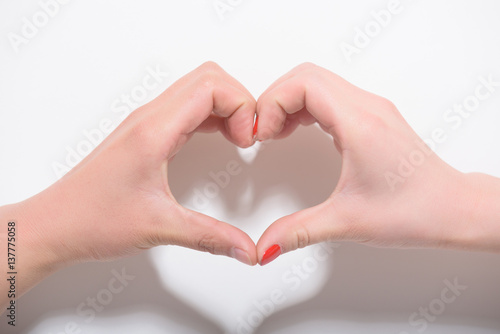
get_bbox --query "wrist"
[0,197,67,301]
[445,172,500,252]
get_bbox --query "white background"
[1,0,500,333]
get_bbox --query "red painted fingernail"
[253,115,259,137]
[261,244,281,266]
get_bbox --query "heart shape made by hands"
[150,124,342,333]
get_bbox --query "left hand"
[2,62,258,305]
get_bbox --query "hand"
[255,63,500,265]
[1,62,258,306]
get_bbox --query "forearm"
[0,200,62,311]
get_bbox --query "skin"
[0,62,258,310]
[1,62,499,310]
[254,63,500,259]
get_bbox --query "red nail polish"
[261,244,281,266]
[253,115,259,137]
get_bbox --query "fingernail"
[253,115,259,138]
[260,244,281,266]
[230,248,252,266]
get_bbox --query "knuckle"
[299,62,327,78]
[296,62,317,71]
[199,60,222,71]
[375,96,398,114]
[356,112,387,143]
[300,66,328,91]
[197,70,219,90]
[196,61,224,87]
[354,97,402,142]
[196,232,219,255]
[262,108,286,137]
[293,225,311,250]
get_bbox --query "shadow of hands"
[159,124,342,332]
[254,244,500,334]
[4,124,342,334]
[169,124,341,241]
[1,253,225,334]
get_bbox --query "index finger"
[255,63,368,142]
[127,62,257,158]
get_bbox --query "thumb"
[159,207,257,266]
[256,199,348,266]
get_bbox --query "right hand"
[254,63,500,265]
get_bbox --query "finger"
[271,108,317,140]
[154,206,257,266]
[256,63,364,142]
[254,63,318,140]
[255,80,302,140]
[258,62,317,99]
[200,66,257,146]
[129,62,256,157]
[168,65,256,149]
[175,62,256,146]
[195,114,225,133]
[195,114,252,147]
[256,199,350,266]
